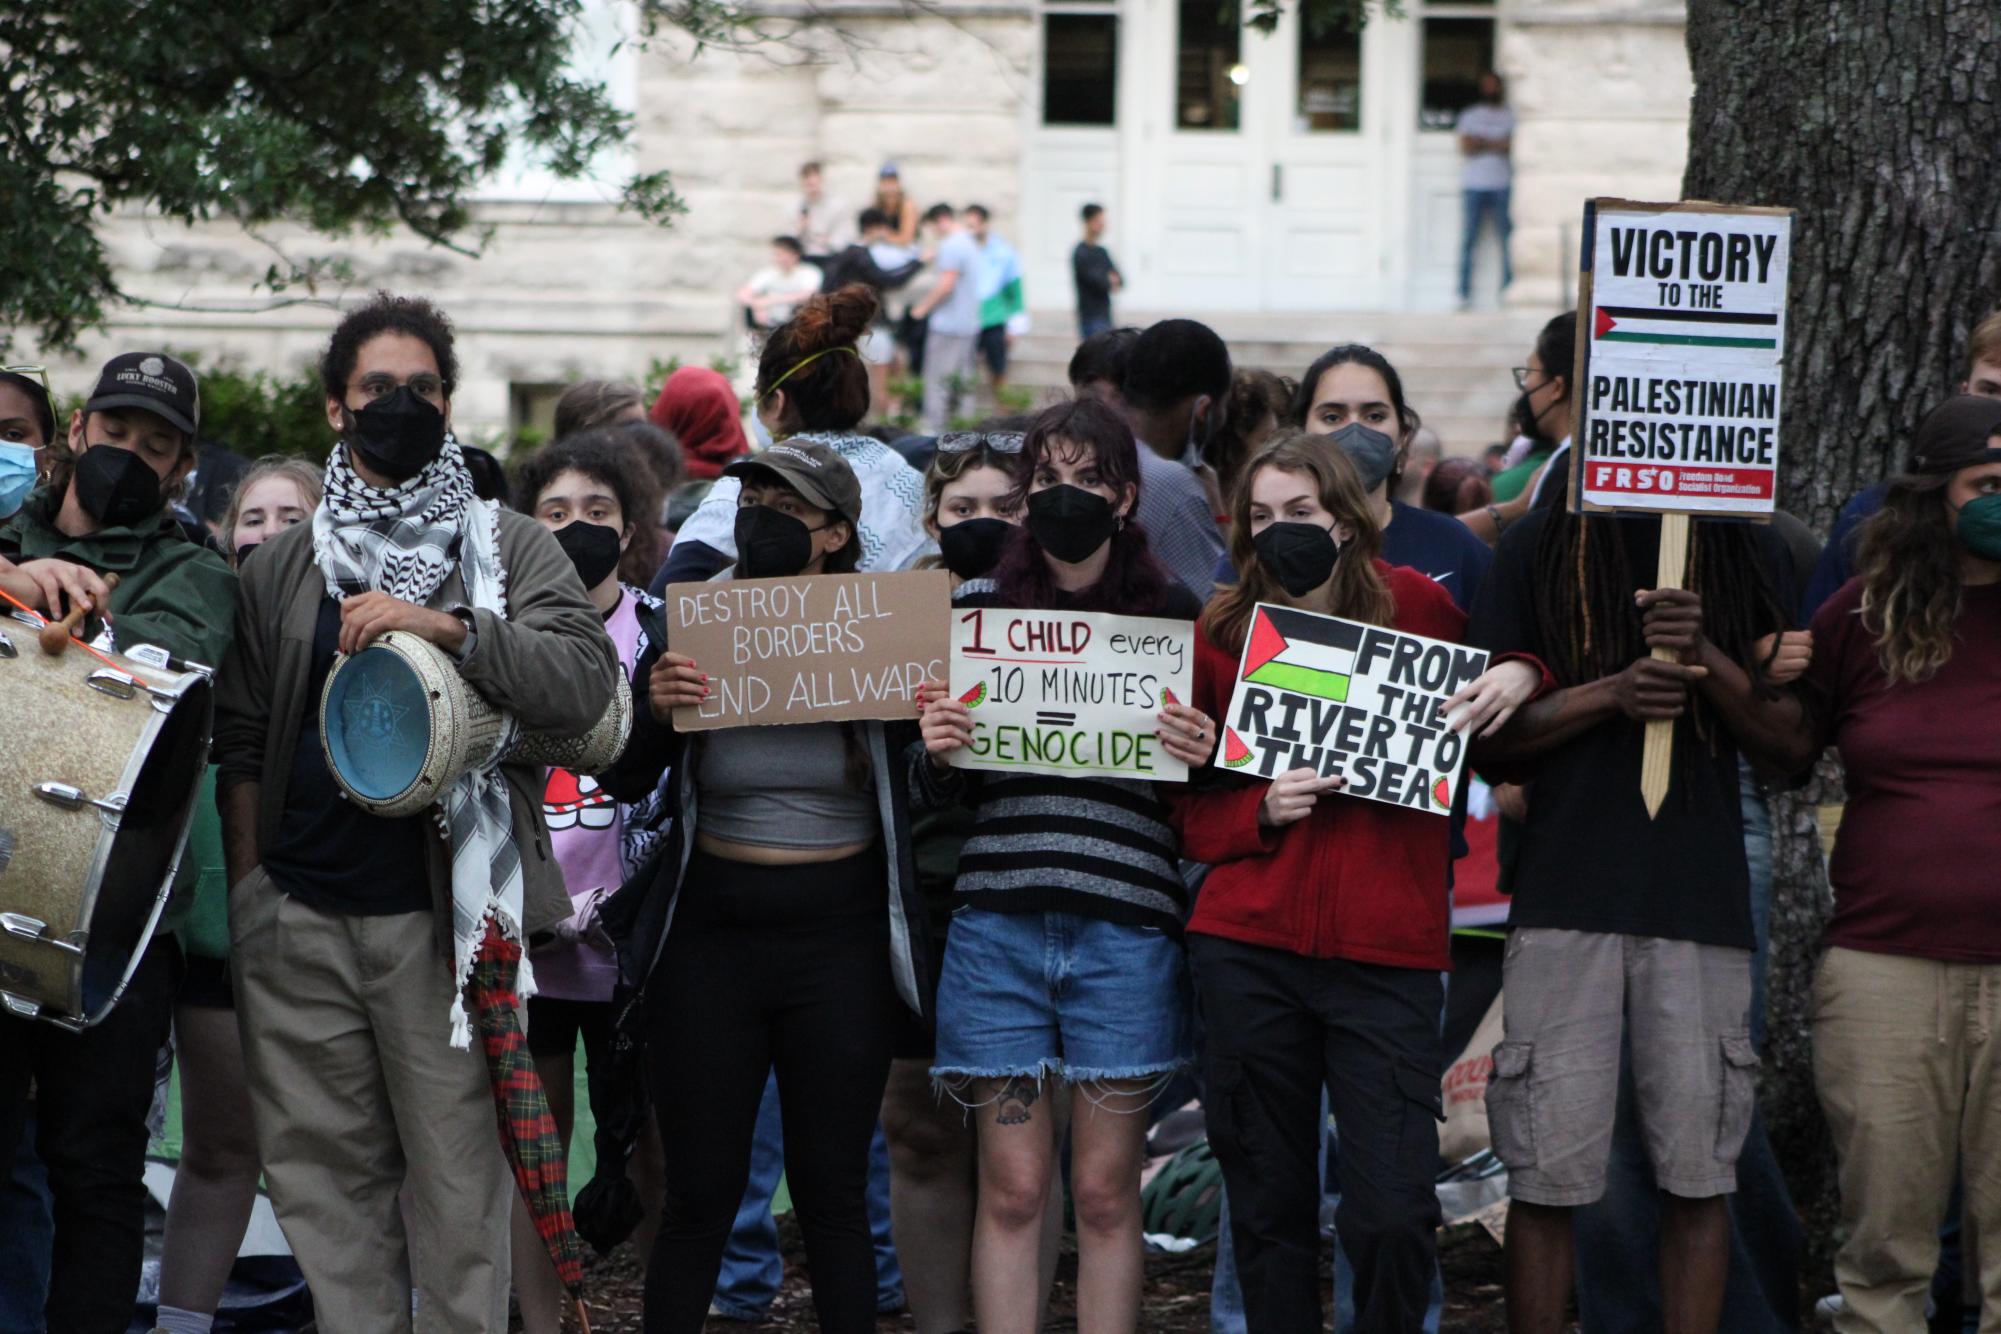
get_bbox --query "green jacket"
[0,486,238,938]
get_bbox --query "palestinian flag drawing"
[1594,305,1777,351]
[1241,605,1359,702]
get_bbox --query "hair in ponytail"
[756,283,878,432]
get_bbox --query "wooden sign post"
[1568,198,1793,817]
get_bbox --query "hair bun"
[790,282,879,354]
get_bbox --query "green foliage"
[1246,0,1397,34]
[170,356,330,461]
[1,0,685,353]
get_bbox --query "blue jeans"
[0,1119,51,1334]
[1458,188,1513,300]
[1570,763,1800,1332]
[712,1073,904,1319]
[1079,315,1114,341]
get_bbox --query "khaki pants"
[1814,946,2001,1333]
[230,867,512,1334]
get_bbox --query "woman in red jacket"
[1177,430,1537,1333]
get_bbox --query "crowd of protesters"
[1,265,1998,1334]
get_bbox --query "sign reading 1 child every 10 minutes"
[947,606,1195,781]
[1575,200,1792,515]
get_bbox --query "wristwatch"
[446,604,479,663]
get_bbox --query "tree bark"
[1683,0,2001,534]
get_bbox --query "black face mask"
[553,520,624,590]
[1026,485,1117,564]
[734,504,824,579]
[347,385,447,482]
[1252,521,1342,597]
[937,516,1013,579]
[74,444,166,528]
[234,541,262,567]
[1513,388,1551,447]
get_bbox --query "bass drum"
[0,616,213,1028]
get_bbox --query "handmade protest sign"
[1573,199,1792,516]
[1213,604,1489,815]
[667,569,949,730]
[947,606,1194,780]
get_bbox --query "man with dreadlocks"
[1466,503,1815,1334]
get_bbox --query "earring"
[1116,514,1127,531]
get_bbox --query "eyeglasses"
[938,430,1025,454]
[1,365,49,393]
[1511,367,1540,391]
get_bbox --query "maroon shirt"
[1807,575,2001,962]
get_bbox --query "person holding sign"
[914,397,1212,1334]
[1802,397,2001,1332]
[1467,501,1813,1334]
[602,441,932,1334]
[1173,431,1540,1334]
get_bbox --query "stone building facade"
[58,0,1692,440]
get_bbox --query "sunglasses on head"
[2,365,49,393]
[937,430,1026,455]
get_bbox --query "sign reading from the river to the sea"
[1573,199,1793,516]
[1214,604,1489,815]
[667,570,949,729]
[948,606,1194,781]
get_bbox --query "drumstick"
[38,573,119,656]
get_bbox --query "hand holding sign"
[1258,768,1347,828]
[648,651,708,720]
[919,686,976,758]
[1155,688,1219,768]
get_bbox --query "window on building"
[511,382,568,443]
[1296,15,1362,132]
[1420,14,1497,130]
[1043,12,1119,126]
[1176,0,1242,131]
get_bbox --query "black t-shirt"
[262,597,434,916]
[1467,507,1797,949]
[1072,242,1118,323]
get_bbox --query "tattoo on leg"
[996,1075,1039,1126]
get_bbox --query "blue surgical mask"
[0,441,38,519]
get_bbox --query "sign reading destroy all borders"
[1574,199,1792,516]
[948,605,1194,780]
[1214,603,1489,814]
[668,569,949,730]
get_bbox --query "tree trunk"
[1682,0,2001,534]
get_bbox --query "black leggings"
[642,846,897,1333]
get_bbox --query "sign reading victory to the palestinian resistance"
[667,570,949,730]
[1573,199,1793,516]
[1214,604,1490,815]
[947,606,1194,781]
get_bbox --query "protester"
[152,457,321,1334]
[874,162,921,247]
[603,440,927,1334]
[737,235,825,333]
[0,351,237,1334]
[796,160,854,254]
[916,396,1216,1334]
[0,364,55,530]
[1295,343,1491,614]
[1118,318,1232,598]
[1804,395,2001,1330]
[649,365,750,481]
[1073,203,1122,340]
[1398,425,1443,506]
[1456,70,1514,308]
[212,293,617,1334]
[1178,430,1538,1332]
[1068,325,1139,407]
[553,378,648,439]
[911,204,984,432]
[654,284,932,591]
[1469,479,1813,1334]
[1463,313,1574,544]
[965,205,1026,395]
[1207,368,1293,508]
[1423,456,1493,514]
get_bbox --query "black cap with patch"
[84,352,201,438]
[1910,395,2001,475]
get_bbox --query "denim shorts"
[931,907,1191,1087]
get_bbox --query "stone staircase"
[1005,309,1551,459]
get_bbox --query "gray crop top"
[695,723,878,849]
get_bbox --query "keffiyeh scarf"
[313,436,530,1047]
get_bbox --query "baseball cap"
[1909,395,2001,474]
[725,441,863,528]
[879,161,900,178]
[84,352,201,438]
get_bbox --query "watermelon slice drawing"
[1433,777,1451,809]
[1161,686,1180,707]
[959,682,987,708]
[1222,727,1254,769]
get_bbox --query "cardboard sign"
[667,570,949,729]
[1573,199,1793,516]
[1213,604,1489,815]
[947,606,1194,780]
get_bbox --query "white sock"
[154,1307,214,1334]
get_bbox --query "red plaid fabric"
[467,921,588,1295]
